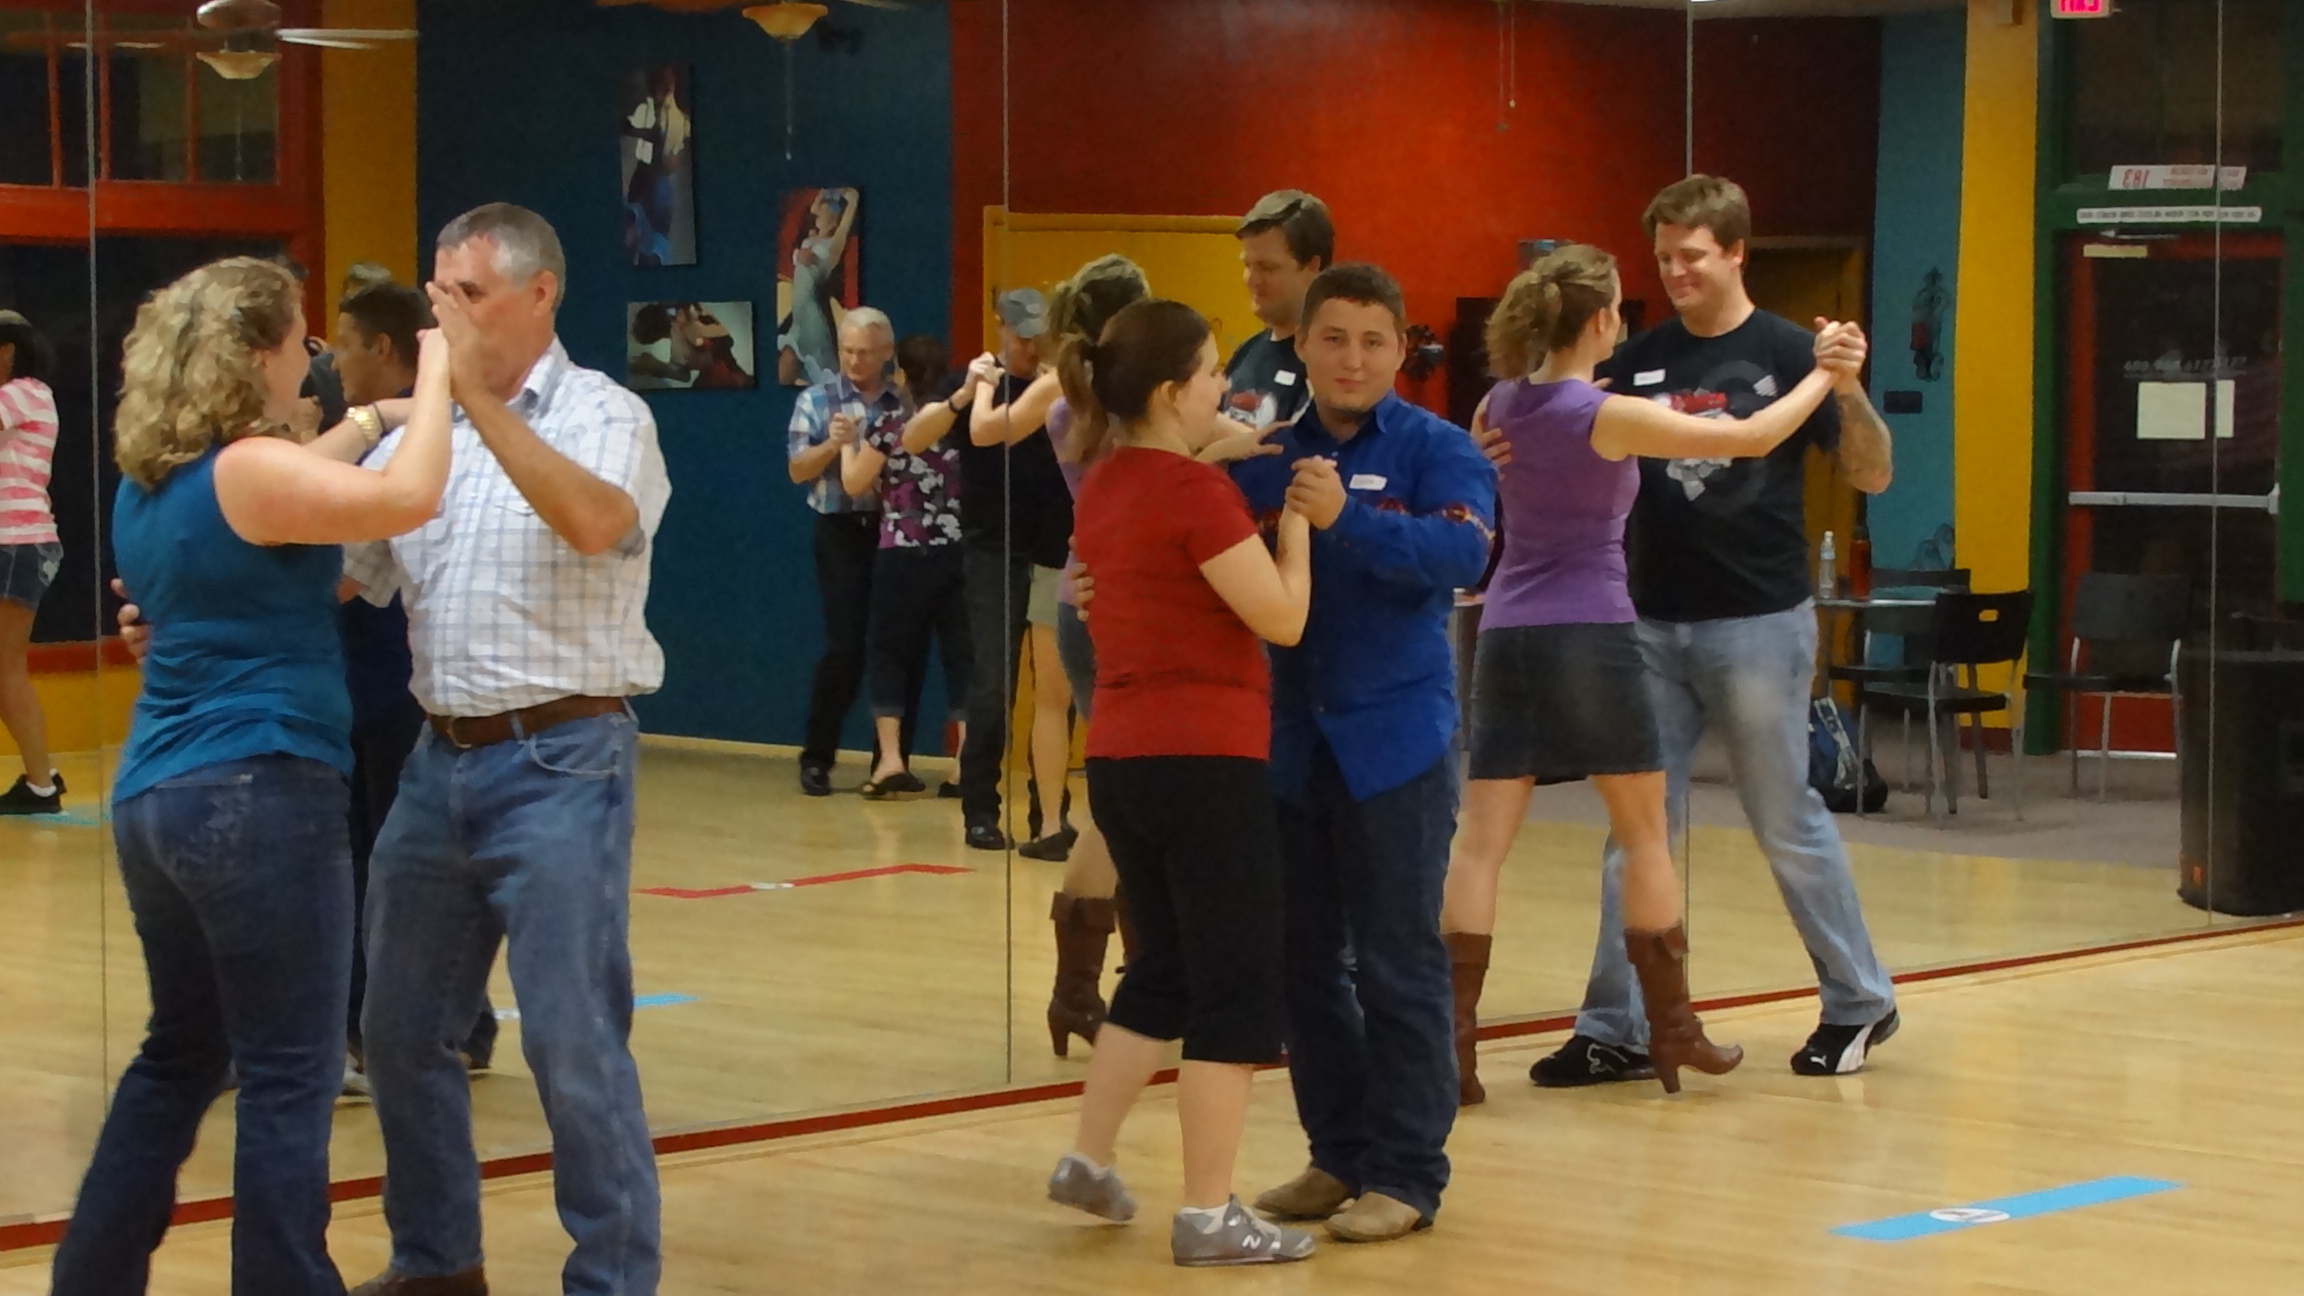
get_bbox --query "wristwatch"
[348,404,384,450]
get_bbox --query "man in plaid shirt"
[340,204,670,1296]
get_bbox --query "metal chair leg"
[1970,710,1991,801]
[2098,693,2113,802]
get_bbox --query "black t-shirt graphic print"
[1598,310,1841,624]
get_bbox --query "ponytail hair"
[1056,298,1211,466]
[1485,243,1618,380]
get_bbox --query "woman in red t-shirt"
[1041,299,1318,1267]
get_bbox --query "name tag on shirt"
[1635,369,1668,387]
[1275,370,1299,387]
[1348,473,1387,492]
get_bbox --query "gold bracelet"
[348,404,383,450]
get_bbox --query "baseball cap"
[995,288,1048,339]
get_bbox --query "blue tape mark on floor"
[6,809,103,827]
[1834,1176,2183,1242]
[497,993,696,1022]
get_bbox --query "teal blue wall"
[418,0,955,746]
[1867,8,1966,571]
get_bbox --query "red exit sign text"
[2052,0,2112,17]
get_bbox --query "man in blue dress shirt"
[1231,264,1498,1244]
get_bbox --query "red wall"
[1694,18,1884,241]
[951,1,1881,414]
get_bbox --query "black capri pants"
[1086,755,1286,1064]
[866,544,973,722]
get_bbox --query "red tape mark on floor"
[638,863,971,899]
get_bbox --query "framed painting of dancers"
[626,301,758,392]
[776,186,861,387]
[619,64,698,267]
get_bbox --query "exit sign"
[2052,0,2112,16]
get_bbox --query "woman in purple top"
[1440,244,1857,1099]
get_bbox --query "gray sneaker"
[1047,1152,1135,1222]
[1171,1197,1317,1268]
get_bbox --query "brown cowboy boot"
[1048,892,1116,1057]
[1445,932,1492,1105]
[1624,924,1743,1094]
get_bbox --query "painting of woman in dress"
[627,301,756,392]
[620,64,696,267]
[776,186,860,386]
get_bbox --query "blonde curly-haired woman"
[51,257,452,1296]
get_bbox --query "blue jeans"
[55,756,353,1296]
[1574,605,1897,1048]
[362,712,660,1296]
[1276,744,1459,1221]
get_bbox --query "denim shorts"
[0,541,62,610]
[1467,621,1664,784]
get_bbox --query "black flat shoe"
[1018,826,1079,862]
[861,771,927,800]
[937,781,961,799]
[0,772,65,816]
[798,764,832,798]
[965,821,1010,852]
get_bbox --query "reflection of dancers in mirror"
[1043,298,1317,1267]
[1441,244,1855,1100]
[780,188,859,386]
[621,68,690,267]
[974,255,1154,1054]
[631,303,747,390]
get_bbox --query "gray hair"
[839,306,893,342]
[437,203,567,308]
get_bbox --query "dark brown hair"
[1055,298,1211,466]
[1238,189,1335,270]
[1046,255,1150,349]
[340,280,433,366]
[1485,244,1618,379]
[1642,174,1752,251]
[896,333,949,408]
[1299,262,1406,334]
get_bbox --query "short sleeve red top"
[1073,446,1269,761]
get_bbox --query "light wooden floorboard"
[4,931,2298,1293]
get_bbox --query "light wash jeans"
[1573,604,1896,1048]
[362,712,660,1296]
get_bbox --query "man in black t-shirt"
[901,289,1071,850]
[1531,176,1905,1088]
[1223,189,1332,433]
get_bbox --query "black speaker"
[2177,648,2304,916]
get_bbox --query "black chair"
[1859,590,2035,820]
[1822,567,1971,695]
[2022,572,2191,802]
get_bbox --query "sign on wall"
[2112,165,2247,192]
[2051,0,2112,17]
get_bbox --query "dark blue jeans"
[1276,744,1459,1222]
[362,711,660,1296]
[54,756,353,1296]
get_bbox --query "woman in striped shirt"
[0,310,64,815]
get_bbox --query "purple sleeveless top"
[1480,379,1637,629]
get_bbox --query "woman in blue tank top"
[52,257,452,1296]
[1437,245,1857,1101]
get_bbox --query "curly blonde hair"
[114,257,302,488]
[1485,244,1617,380]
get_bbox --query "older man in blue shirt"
[1231,265,1497,1244]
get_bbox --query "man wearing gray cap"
[900,288,1072,850]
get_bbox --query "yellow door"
[1744,242,1869,565]
[980,208,1251,356]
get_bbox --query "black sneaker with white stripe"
[1791,1009,1900,1076]
[1529,1034,1658,1087]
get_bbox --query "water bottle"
[1817,530,1837,601]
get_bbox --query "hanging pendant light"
[197,48,277,80]
[743,3,826,160]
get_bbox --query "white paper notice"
[2215,379,2236,440]
[2136,382,2205,441]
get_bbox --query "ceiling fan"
[188,0,416,79]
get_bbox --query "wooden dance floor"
[0,739,2257,1235]
[3,928,2297,1293]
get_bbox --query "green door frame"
[2024,0,2301,751]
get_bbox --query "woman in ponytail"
[1438,244,1862,1100]
[1042,298,1319,1268]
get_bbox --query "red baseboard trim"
[24,638,136,676]
[5,913,2298,1253]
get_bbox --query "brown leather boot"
[1048,892,1115,1057]
[1624,924,1743,1094]
[1445,931,1492,1105]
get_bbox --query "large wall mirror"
[4,0,2299,1248]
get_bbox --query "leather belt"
[428,696,629,751]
